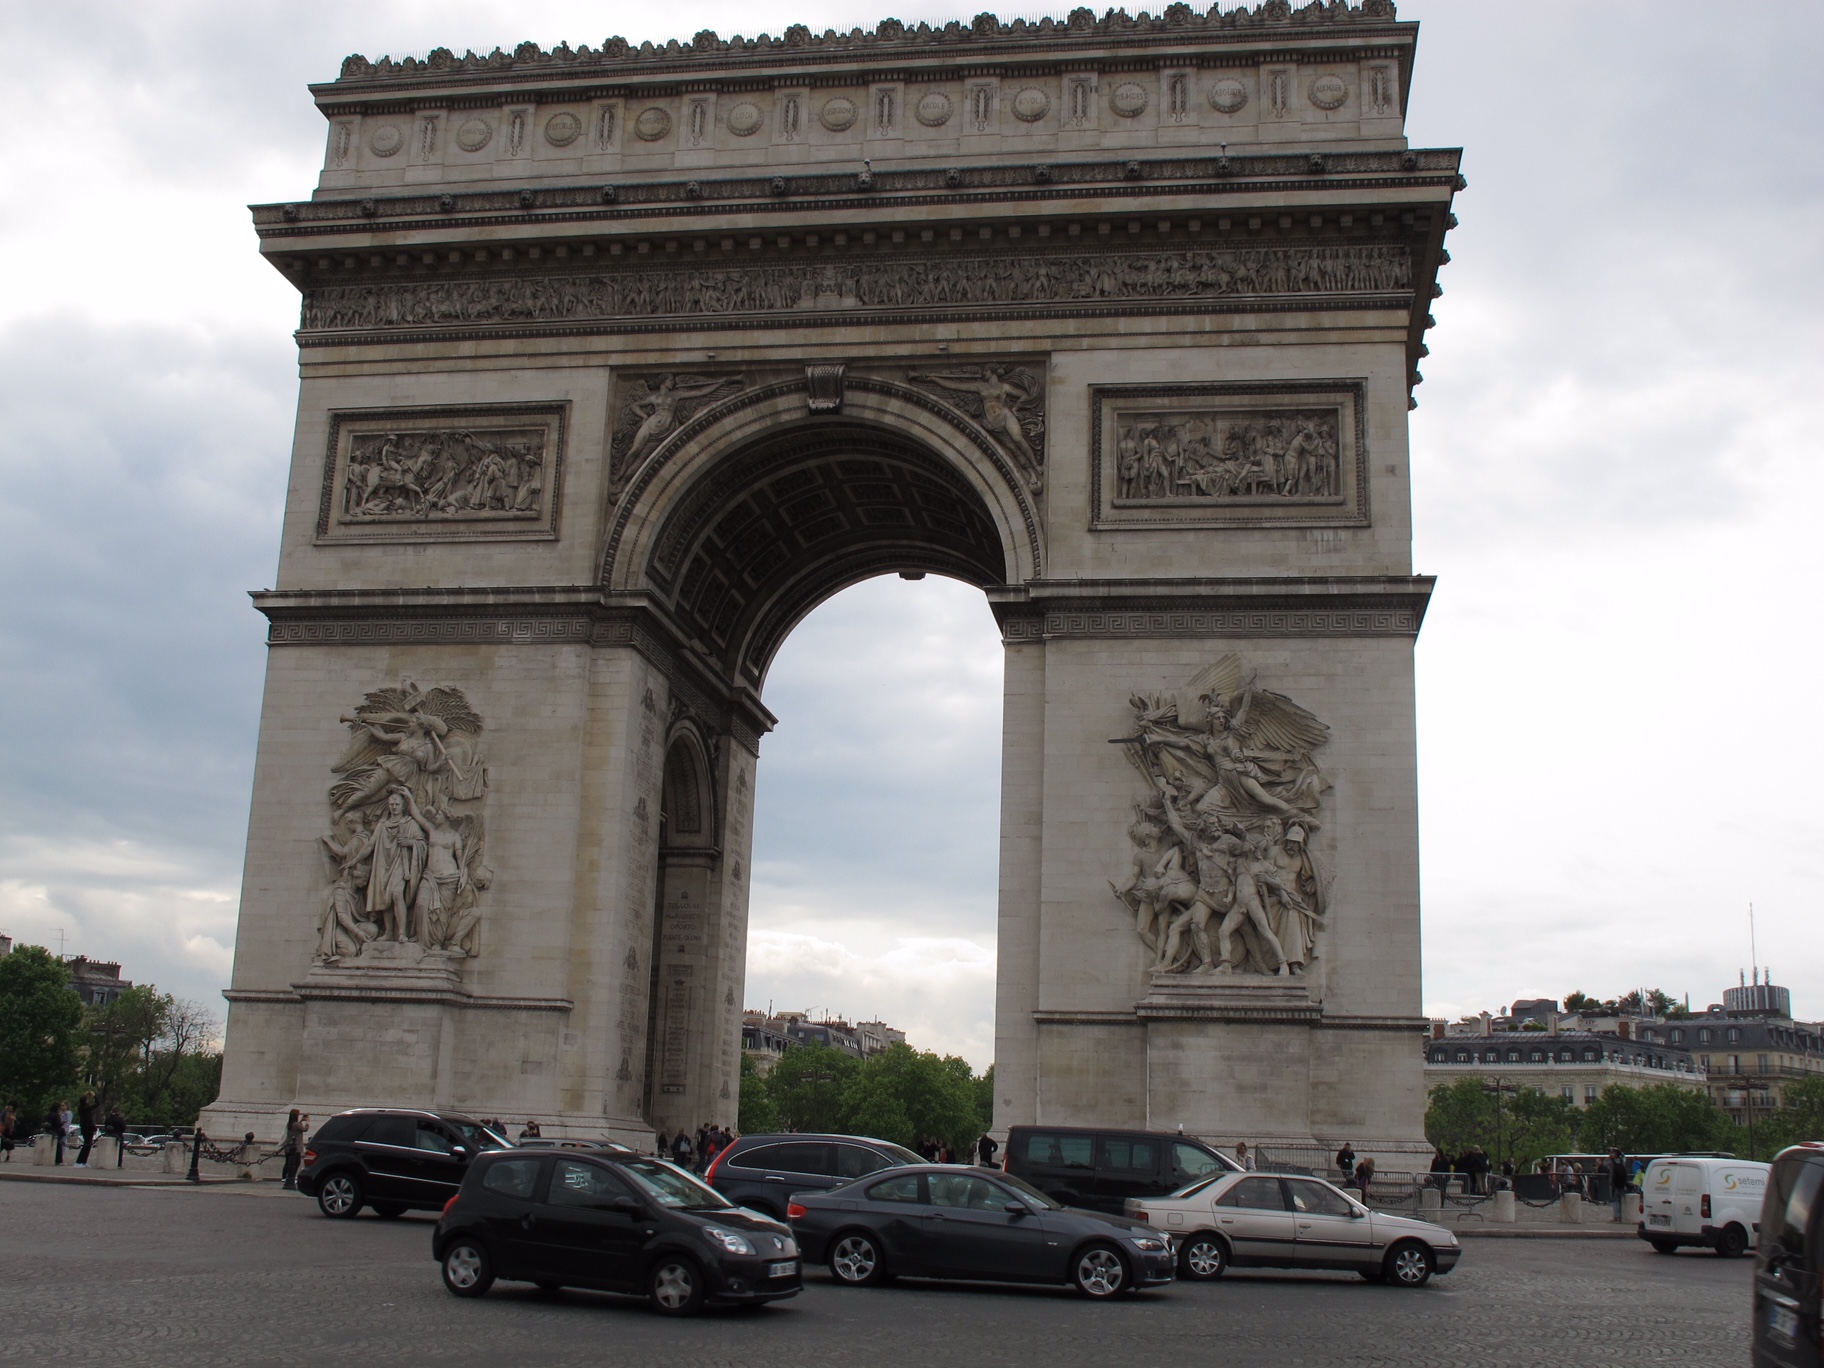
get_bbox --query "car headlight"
[703,1226,755,1256]
[1128,1236,1169,1252]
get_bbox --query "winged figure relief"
[608,374,745,491]
[1110,656,1333,979]
[315,681,492,964]
[907,365,1046,491]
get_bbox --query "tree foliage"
[1424,1079,1576,1171]
[1758,1077,1824,1156]
[0,946,84,1120]
[1580,1083,1736,1155]
[749,1041,987,1150]
[1426,1077,1741,1167]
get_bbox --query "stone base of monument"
[303,939,465,994]
[1134,972,1320,1020]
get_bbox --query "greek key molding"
[1002,607,1424,640]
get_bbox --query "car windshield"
[1171,1175,1224,1200]
[619,1158,734,1209]
[453,1122,512,1150]
[993,1172,1063,1210]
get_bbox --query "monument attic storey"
[204,0,1456,1167]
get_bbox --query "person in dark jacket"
[1,1100,18,1161]
[977,1132,999,1167]
[280,1109,308,1190]
[1336,1141,1356,1185]
[75,1091,99,1167]
[1603,1148,1630,1222]
[104,1105,127,1168]
[48,1101,70,1165]
[671,1129,693,1168]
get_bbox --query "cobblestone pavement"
[0,1182,1749,1368]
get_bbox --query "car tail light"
[1133,1210,1149,1222]
[787,1202,807,1220]
[442,1195,460,1216]
[302,1148,317,1166]
[704,1144,729,1184]
[1701,1194,1711,1219]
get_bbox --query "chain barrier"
[185,1130,289,1182]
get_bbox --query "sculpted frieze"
[298,244,1411,335]
[609,374,747,492]
[1111,657,1332,980]
[317,404,566,542]
[1092,381,1367,529]
[316,683,492,966]
[909,365,1046,490]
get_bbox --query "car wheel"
[649,1255,706,1316]
[316,1172,364,1220]
[1715,1225,1748,1258]
[371,1202,406,1219]
[1179,1234,1228,1281]
[1383,1241,1434,1288]
[829,1231,889,1287]
[1649,1238,1677,1254]
[441,1240,494,1298]
[1071,1243,1129,1299]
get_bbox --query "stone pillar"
[1559,1191,1583,1223]
[991,633,1046,1133]
[1622,1192,1642,1223]
[1492,1189,1516,1223]
[32,1137,56,1167]
[1419,1185,1442,1216]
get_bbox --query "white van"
[1638,1155,1768,1256]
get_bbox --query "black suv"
[1004,1125,1241,1214]
[435,1148,801,1314]
[296,1109,511,1219]
[705,1133,923,1219]
[1754,1143,1824,1367]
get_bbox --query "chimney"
[1617,1020,1631,1041]
[1479,1012,1491,1037]
[1546,1011,1559,1034]
[1431,1021,1444,1040]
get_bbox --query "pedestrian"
[1335,1140,1356,1185]
[1235,1141,1255,1171]
[105,1104,127,1168]
[1,1099,17,1162]
[671,1128,693,1168]
[281,1108,308,1190]
[1352,1155,1376,1199]
[75,1090,98,1167]
[655,1128,670,1158]
[1471,1147,1490,1196]
[702,1128,723,1170]
[48,1101,70,1165]
[1428,1146,1449,1191]
[518,1119,541,1141]
[977,1132,999,1167]
[1603,1147,1629,1223]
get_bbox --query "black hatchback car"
[1004,1125,1242,1214]
[790,1164,1175,1298]
[1754,1143,1824,1367]
[705,1133,924,1220]
[296,1109,511,1219]
[435,1149,802,1315]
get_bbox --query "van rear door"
[1672,1162,1705,1235]
[1643,1161,1678,1235]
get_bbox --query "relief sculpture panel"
[1092,381,1367,529]
[316,404,566,542]
[1111,657,1332,981]
[315,682,492,967]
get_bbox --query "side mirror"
[1004,1202,1029,1216]
[608,1195,642,1214]
[451,1146,470,1160]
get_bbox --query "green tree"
[974,1064,994,1134]
[82,985,169,1112]
[737,1053,780,1134]
[1504,1088,1579,1171]
[841,1045,981,1152]
[1424,1079,1493,1156]
[763,1043,859,1133]
[1580,1084,1734,1156]
[1758,1077,1824,1154]
[0,945,83,1120]
[1562,991,1597,1013]
[1425,1079,1576,1171]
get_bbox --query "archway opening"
[745,573,1004,1069]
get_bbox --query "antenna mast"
[1749,902,1758,980]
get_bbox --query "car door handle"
[764,1176,786,1182]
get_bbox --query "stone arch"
[602,377,1041,686]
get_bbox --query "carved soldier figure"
[1111,814,1198,955]
[362,789,427,942]
[316,816,377,959]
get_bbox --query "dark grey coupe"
[788,1164,1175,1298]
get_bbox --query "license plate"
[1767,1304,1798,1344]
[1647,1214,1671,1226]
[767,1260,799,1278]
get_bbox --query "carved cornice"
[251,586,778,751]
[324,5,1406,94]
[1033,1008,1434,1030]
[255,151,1462,233]
[988,575,1434,640]
[226,986,575,1012]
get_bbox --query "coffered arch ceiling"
[643,421,1010,689]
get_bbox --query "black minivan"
[1753,1143,1824,1367]
[706,1133,923,1220]
[1004,1125,1241,1214]
[296,1108,511,1219]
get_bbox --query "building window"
[1508,1050,1520,1063]
[1582,1049,1597,1062]
[1455,1051,1469,1063]
[1758,1054,1770,1073]
[1671,1029,1684,1044]
[1727,1028,1740,1044]
[1561,1085,1573,1100]
[1584,1085,1598,1104]
[1529,1050,1543,1063]
[1729,1055,1741,1072]
[1698,1029,1711,1044]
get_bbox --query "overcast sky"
[0,2,1818,1069]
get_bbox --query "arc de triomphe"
[204,2,1455,1165]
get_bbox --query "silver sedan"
[1126,1172,1462,1287]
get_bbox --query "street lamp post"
[1483,1077,1519,1184]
